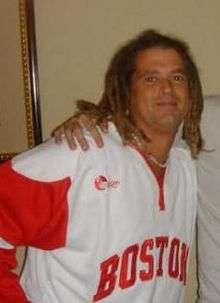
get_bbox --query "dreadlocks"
[77,29,204,157]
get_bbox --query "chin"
[159,115,182,133]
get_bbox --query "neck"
[140,127,177,165]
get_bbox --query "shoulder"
[169,147,197,193]
[12,138,80,181]
[170,145,195,170]
[82,122,124,156]
[102,123,123,147]
[11,124,127,182]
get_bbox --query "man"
[0,30,203,302]
[54,60,220,303]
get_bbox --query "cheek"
[130,85,155,115]
[177,87,190,107]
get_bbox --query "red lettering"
[179,243,189,285]
[169,238,180,278]
[93,236,189,300]
[119,244,139,289]
[93,255,119,302]
[156,236,169,276]
[139,239,154,281]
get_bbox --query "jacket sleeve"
[0,245,29,302]
[0,160,71,302]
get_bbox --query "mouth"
[157,101,176,105]
[156,97,178,105]
[156,95,178,104]
[155,101,179,117]
[156,102,177,109]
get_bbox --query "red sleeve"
[0,248,29,302]
[0,160,71,302]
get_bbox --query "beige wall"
[0,0,27,154]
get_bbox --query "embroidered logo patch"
[94,175,120,191]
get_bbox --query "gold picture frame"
[0,0,42,162]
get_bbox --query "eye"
[143,75,158,83]
[173,74,187,83]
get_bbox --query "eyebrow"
[170,68,187,74]
[134,68,187,78]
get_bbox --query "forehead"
[134,47,186,72]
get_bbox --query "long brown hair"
[78,29,204,157]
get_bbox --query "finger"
[72,126,89,151]
[79,113,97,129]
[99,120,108,134]
[63,125,78,150]
[62,115,91,150]
[87,126,104,148]
[62,117,83,150]
[53,126,64,144]
[78,115,104,148]
[64,120,90,151]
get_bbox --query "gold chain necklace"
[147,154,168,168]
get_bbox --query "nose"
[160,78,172,94]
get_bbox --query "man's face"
[130,47,191,137]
